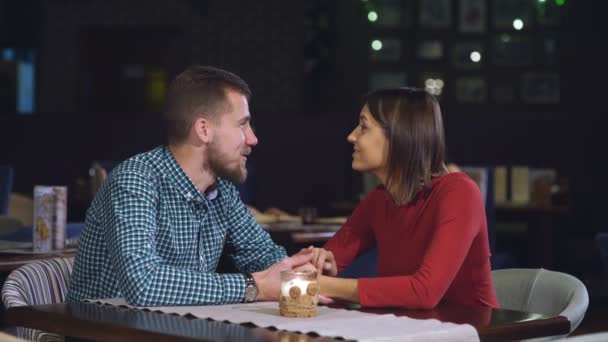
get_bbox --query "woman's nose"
[347,129,357,143]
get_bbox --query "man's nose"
[246,127,258,146]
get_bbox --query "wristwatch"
[243,273,258,303]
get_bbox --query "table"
[263,223,340,253]
[4,301,570,342]
[0,250,76,272]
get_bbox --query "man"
[67,66,313,306]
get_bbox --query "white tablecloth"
[89,298,479,342]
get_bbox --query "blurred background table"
[261,218,345,254]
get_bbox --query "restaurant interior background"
[0,0,607,306]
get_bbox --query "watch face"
[245,285,258,302]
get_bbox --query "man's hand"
[251,248,314,301]
[306,246,337,276]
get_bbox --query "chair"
[2,257,75,341]
[554,332,608,341]
[492,268,589,341]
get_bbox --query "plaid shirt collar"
[161,145,220,204]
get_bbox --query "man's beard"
[207,142,248,183]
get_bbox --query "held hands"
[294,246,337,305]
[251,247,314,301]
[251,246,338,304]
[306,246,338,277]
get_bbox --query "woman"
[312,87,499,309]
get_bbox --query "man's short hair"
[163,65,251,144]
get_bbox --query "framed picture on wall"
[521,72,560,104]
[456,77,487,103]
[370,38,403,62]
[492,34,533,66]
[452,42,484,69]
[492,0,533,29]
[416,40,443,61]
[374,0,412,28]
[419,0,451,29]
[459,0,487,33]
[369,71,407,90]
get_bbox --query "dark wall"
[1,0,607,227]
[37,0,306,114]
[571,0,608,233]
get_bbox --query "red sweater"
[324,172,499,309]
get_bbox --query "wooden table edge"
[4,305,203,342]
[477,315,570,341]
[0,251,77,272]
[4,303,571,342]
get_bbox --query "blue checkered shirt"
[67,146,287,306]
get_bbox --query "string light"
[470,51,481,63]
[513,19,524,30]
[368,11,378,22]
[371,40,383,51]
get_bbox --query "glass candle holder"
[279,270,318,317]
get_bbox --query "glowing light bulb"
[425,78,444,96]
[371,40,383,51]
[368,11,378,22]
[513,19,524,30]
[470,51,482,63]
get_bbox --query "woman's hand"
[297,246,338,276]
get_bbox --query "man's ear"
[193,117,214,144]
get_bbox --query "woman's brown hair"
[364,87,447,204]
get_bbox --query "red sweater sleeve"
[323,190,378,273]
[358,179,484,309]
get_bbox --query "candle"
[280,278,311,298]
[279,270,319,318]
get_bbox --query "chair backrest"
[2,257,75,308]
[492,268,589,340]
[555,332,608,341]
[2,257,75,342]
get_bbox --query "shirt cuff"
[219,273,247,303]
